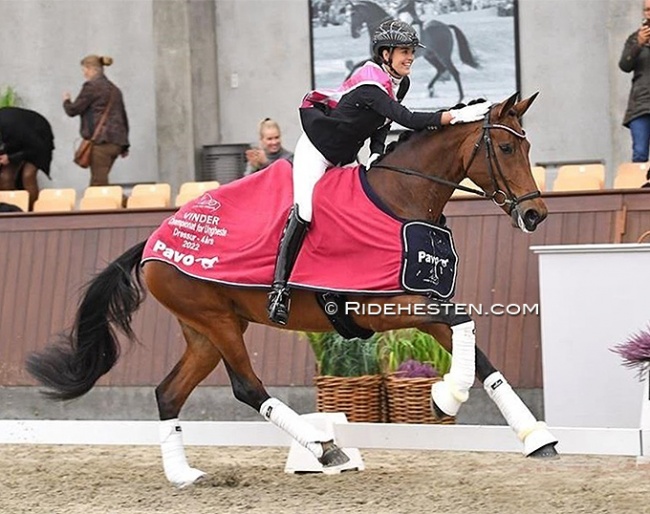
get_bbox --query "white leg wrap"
[483,372,557,455]
[260,398,328,459]
[431,321,475,416]
[159,419,207,488]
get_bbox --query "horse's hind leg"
[156,321,224,487]
[421,322,558,458]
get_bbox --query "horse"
[26,93,558,489]
[349,0,479,102]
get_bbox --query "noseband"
[370,106,541,212]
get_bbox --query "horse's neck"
[368,130,468,221]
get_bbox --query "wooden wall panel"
[1,190,649,390]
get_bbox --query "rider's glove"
[448,101,490,125]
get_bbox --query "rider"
[267,19,490,325]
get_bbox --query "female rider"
[268,19,489,325]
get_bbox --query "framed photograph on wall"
[309,0,519,113]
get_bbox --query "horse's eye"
[499,143,513,155]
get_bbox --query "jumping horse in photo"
[26,93,558,489]
[348,0,479,102]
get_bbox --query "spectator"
[244,118,293,176]
[0,106,54,210]
[619,2,650,187]
[63,54,129,186]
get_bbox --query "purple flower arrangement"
[395,359,439,378]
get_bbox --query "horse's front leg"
[423,321,558,458]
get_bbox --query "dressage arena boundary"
[0,420,646,459]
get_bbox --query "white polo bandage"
[260,397,327,458]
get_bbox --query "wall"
[0,0,157,194]
[0,0,645,193]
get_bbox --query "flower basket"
[384,374,455,424]
[314,374,385,423]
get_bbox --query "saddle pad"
[401,221,459,299]
[142,159,407,293]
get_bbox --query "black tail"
[26,241,147,401]
[449,25,480,69]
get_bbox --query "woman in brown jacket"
[63,55,130,186]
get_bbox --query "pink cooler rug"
[141,159,406,294]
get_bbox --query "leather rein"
[369,106,541,212]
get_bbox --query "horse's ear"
[496,92,520,119]
[513,92,539,118]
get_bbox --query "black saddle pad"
[400,220,459,299]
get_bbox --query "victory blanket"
[142,159,458,296]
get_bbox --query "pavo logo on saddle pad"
[401,221,458,299]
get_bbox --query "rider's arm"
[361,85,450,131]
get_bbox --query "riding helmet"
[371,19,424,61]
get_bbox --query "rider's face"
[383,47,415,77]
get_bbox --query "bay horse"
[26,93,558,489]
[349,0,479,101]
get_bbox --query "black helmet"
[371,19,424,61]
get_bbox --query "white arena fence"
[0,420,646,459]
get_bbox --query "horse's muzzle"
[512,205,547,233]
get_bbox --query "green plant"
[304,331,381,377]
[0,86,18,108]
[378,328,451,376]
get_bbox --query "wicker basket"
[384,374,455,424]
[314,374,384,423]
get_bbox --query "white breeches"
[293,133,331,222]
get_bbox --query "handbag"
[73,138,93,168]
[74,89,115,169]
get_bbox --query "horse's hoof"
[430,397,447,420]
[318,443,350,468]
[527,442,560,460]
[170,468,208,489]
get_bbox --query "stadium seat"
[36,188,76,210]
[613,162,649,189]
[531,166,546,191]
[126,194,169,209]
[131,183,171,207]
[556,164,605,189]
[175,181,220,206]
[552,174,603,192]
[82,185,124,207]
[451,178,480,198]
[33,197,74,213]
[0,190,29,212]
[79,196,121,211]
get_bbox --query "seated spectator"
[244,118,293,176]
[0,106,55,210]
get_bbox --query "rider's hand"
[367,153,381,167]
[0,154,8,166]
[448,101,490,125]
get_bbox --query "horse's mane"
[381,99,487,159]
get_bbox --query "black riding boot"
[268,206,310,325]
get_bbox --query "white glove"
[448,101,490,125]
[367,153,381,167]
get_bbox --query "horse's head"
[461,92,547,233]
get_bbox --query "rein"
[369,106,541,211]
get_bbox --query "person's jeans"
[629,115,650,165]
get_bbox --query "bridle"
[369,105,541,212]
